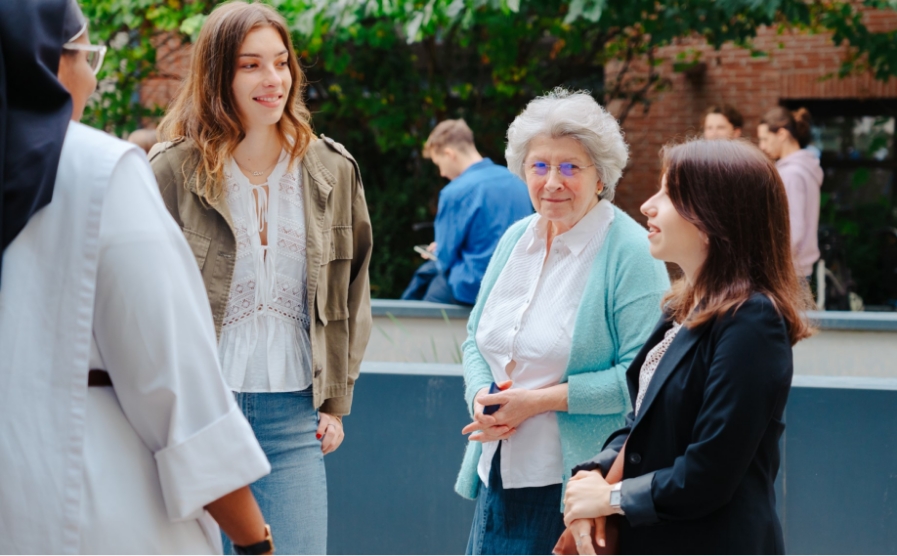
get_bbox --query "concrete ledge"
[361,361,897,389]
[806,310,897,332]
[371,299,471,319]
[361,361,464,377]
[372,301,897,331]
[792,374,897,391]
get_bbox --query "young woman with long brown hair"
[560,139,813,554]
[150,2,373,553]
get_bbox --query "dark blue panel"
[325,373,897,554]
[326,374,475,555]
[782,387,897,554]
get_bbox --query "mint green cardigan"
[454,207,670,501]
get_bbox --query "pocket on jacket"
[183,228,212,271]
[316,226,353,324]
[322,226,354,264]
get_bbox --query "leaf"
[404,11,424,44]
[563,0,585,25]
[446,0,465,19]
[582,0,605,22]
[179,14,207,40]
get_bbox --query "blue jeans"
[400,260,464,304]
[222,389,327,555]
[466,444,567,555]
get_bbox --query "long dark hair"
[661,139,814,345]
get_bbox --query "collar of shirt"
[526,199,615,257]
[459,158,494,177]
[439,158,494,198]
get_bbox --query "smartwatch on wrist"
[610,482,625,515]
[234,524,274,555]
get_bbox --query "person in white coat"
[0,2,275,553]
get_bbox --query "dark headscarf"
[0,0,85,286]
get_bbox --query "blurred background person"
[456,89,669,555]
[758,106,823,280]
[702,103,743,140]
[401,119,531,305]
[152,2,373,553]
[0,1,273,553]
[127,127,159,153]
[563,139,813,555]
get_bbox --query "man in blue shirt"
[401,119,532,305]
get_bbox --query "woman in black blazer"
[561,139,814,555]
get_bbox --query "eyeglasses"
[62,43,107,75]
[527,161,595,178]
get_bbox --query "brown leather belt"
[88,369,113,387]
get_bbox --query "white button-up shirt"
[475,200,615,489]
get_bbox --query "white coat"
[0,122,271,554]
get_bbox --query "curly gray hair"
[505,88,629,201]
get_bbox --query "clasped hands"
[561,470,616,554]
[461,380,536,442]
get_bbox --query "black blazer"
[574,293,792,555]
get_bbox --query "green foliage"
[821,193,895,305]
[78,0,897,297]
[79,0,215,136]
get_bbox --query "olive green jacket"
[148,136,372,416]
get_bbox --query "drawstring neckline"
[248,183,268,234]
[246,181,276,324]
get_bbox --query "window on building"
[783,99,897,311]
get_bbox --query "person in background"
[151,2,373,553]
[758,106,823,279]
[401,119,532,305]
[456,88,669,555]
[702,104,743,140]
[127,128,159,153]
[0,1,273,553]
[562,139,813,555]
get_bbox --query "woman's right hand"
[461,382,516,442]
[566,518,607,555]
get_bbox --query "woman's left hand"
[476,387,542,430]
[317,412,344,455]
[563,470,614,525]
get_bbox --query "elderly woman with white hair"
[455,88,670,555]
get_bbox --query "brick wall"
[610,10,897,221]
[140,35,190,119]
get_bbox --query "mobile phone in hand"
[413,244,438,261]
[483,382,502,415]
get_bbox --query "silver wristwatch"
[609,482,624,515]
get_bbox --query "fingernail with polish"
[316,433,322,440]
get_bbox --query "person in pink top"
[758,107,824,279]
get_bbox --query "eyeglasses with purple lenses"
[528,161,594,177]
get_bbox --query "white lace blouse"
[218,153,313,392]
[635,321,682,415]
